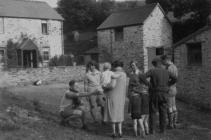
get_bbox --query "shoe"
[140,131,146,138]
[111,133,117,138]
[81,125,88,130]
[149,130,155,135]
[60,120,68,126]
[118,133,123,138]
[159,130,165,134]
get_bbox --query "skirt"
[130,95,142,119]
[141,94,149,115]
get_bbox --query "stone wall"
[97,4,172,72]
[0,66,86,87]
[174,28,211,109]
[98,25,145,71]
[143,4,172,71]
[0,17,63,58]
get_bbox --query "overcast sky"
[32,0,145,8]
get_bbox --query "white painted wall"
[143,4,172,71]
[0,18,63,57]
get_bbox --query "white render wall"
[0,17,63,57]
[143,4,172,71]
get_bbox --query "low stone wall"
[0,66,86,87]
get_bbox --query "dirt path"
[4,84,211,140]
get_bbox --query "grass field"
[0,83,210,140]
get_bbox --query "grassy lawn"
[0,83,210,140]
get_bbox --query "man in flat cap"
[145,57,177,134]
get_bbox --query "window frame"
[0,48,6,63]
[41,20,49,35]
[186,42,202,66]
[114,27,124,42]
[156,47,164,56]
[0,18,4,34]
[42,46,50,61]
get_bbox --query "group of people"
[59,55,178,138]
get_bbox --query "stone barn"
[0,0,63,68]
[174,25,211,108]
[97,3,172,71]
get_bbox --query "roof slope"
[17,39,38,50]
[97,3,157,30]
[173,26,211,48]
[0,0,63,20]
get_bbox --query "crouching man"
[60,80,103,129]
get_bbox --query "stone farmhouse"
[0,0,63,68]
[97,3,172,71]
[173,25,211,108]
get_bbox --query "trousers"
[149,91,167,132]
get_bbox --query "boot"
[167,112,174,129]
[173,111,178,128]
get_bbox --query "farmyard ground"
[0,83,210,140]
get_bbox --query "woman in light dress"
[103,60,128,138]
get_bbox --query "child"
[59,80,101,129]
[101,62,120,91]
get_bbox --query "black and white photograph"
[0,0,211,140]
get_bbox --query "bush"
[48,55,74,66]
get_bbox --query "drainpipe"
[110,29,113,61]
[61,21,64,55]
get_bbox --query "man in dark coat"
[145,57,177,134]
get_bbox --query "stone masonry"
[0,18,63,58]
[0,66,86,87]
[174,28,211,109]
[97,4,172,72]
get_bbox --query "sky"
[29,0,58,7]
[31,0,145,8]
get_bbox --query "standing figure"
[145,58,177,134]
[103,60,127,138]
[161,55,178,129]
[84,61,104,122]
[128,61,150,137]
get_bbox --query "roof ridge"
[173,25,211,48]
[113,3,157,14]
[10,0,48,4]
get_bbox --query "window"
[43,51,49,61]
[41,20,49,35]
[42,47,50,61]
[0,18,4,34]
[156,47,164,56]
[187,43,202,65]
[0,49,5,63]
[114,27,123,41]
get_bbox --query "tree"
[57,0,115,33]
[57,0,95,32]
[146,0,210,42]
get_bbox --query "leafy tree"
[57,0,115,33]
[146,0,210,42]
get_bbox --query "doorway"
[147,47,164,69]
[23,50,37,68]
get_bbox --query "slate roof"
[97,3,158,30]
[173,26,211,48]
[17,39,38,50]
[0,0,63,20]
